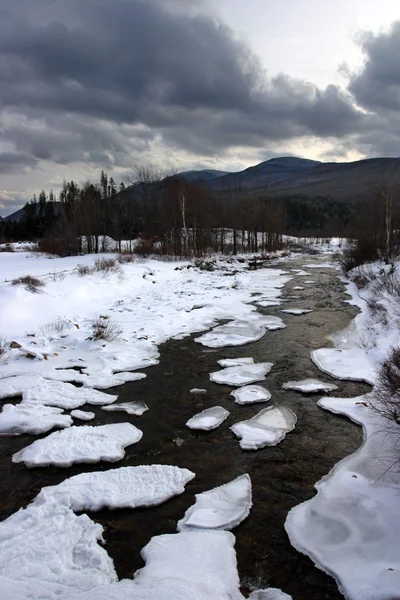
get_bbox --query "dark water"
[0,257,370,599]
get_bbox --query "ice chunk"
[24,378,118,408]
[231,385,271,405]
[312,348,374,384]
[0,375,43,399]
[282,378,338,393]
[218,357,254,367]
[293,286,304,290]
[177,474,252,531]
[210,362,273,386]
[186,406,230,430]
[13,423,142,467]
[257,300,281,307]
[195,320,267,347]
[303,280,315,284]
[39,465,195,511]
[249,589,292,599]
[0,403,72,436]
[260,315,286,330]
[70,410,95,421]
[102,401,148,416]
[281,308,313,315]
[292,269,309,275]
[190,388,207,394]
[46,370,146,389]
[231,406,296,449]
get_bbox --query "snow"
[13,423,143,467]
[231,406,297,449]
[248,590,292,600]
[303,262,336,269]
[218,357,254,367]
[39,465,195,511]
[210,362,274,386]
[71,410,95,421]
[281,308,313,315]
[102,401,148,416]
[177,474,252,531]
[282,378,338,393]
[195,315,284,348]
[186,406,230,430]
[286,395,400,600]
[231,385,271,404]
[0,403,72,435]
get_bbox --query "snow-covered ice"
[39,465,195,511]
[248,589,292,600]
[292,286,304,291]
[281,308,313,315]
[210,362,273,386]
[102,401,148,416]
[282,378,338,393]
[286,395,400,600]
[0,403,72,435]
[186,406,230,430]
[303,262,336,269]
[189,388,207,394]
[177,474,252,531]
[13,423,143,467]
[71,410,95,421]
[292,269,309,276]
[231,406,296,449]
[24,378,118,407]
[231,385,271,404]
[195,315,284,348]
[218,357,254,367]
[303,280,315,284]
[312,348,374,384]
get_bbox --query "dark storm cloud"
[0,152,38,173]
[349,22,400,113]
[2,0,399,178]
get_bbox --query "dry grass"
[76,264,94,276]
[40,320,70,336]
[12,275,45,293]
[0,337,10,364]
[372,347,400,424]
[91,317,123,342]
[117,253,134,264]
[94,258,121,274]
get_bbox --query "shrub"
[339,238,380,274]
[76,264,94,276]
[0,337,10,364]
[12,275,45,293]
[0,243,14,253]
[40,320,70,336]
[91,317,123,342]
[94,258,121,274]
[117,253,134,264]
[372,347,400,423]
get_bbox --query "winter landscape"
[1,1,400,599]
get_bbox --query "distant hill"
[179,169,231,182]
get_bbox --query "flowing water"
[0,255,371,599]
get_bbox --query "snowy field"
[1,243,399,599]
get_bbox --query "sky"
[0,0,400,215]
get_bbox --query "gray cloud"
[0,152,38,173]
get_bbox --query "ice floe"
[231,385,271,404]
[218,357,254,367]
[25,377,118,407]
[177,474,252,531]
[195,315,285,348]
[286,395,400,600]
[102,401,148,416]
[281,308,313,315]
[231,406,296,449]
[190,388,207,394]
[292,286,304,290]
[70,409,95,421]
[303,280,315,284]
[39,465,195,511]
[312,348,374,384]
[282,378,338,393]
[248,589,292,600]
[13,423,142,467]
[186,406,230,430]
[0,403,72,435]
[210,362,273,386]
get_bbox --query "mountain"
[178,169,231,182]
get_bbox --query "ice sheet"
[102,401,148,416]
[71,410,95,421]
[210,362,273,386]
[218,357,254,367]
[25,378,118,408]
[312,348,374,383]
[282,378,338,393]
[231,385,271,404]
[186,406,230,430]
[281,308,313,315]
[13,423,142,467]
[231,406,296,449]
[177,474,252,531]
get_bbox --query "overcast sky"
[1,0,400,215]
